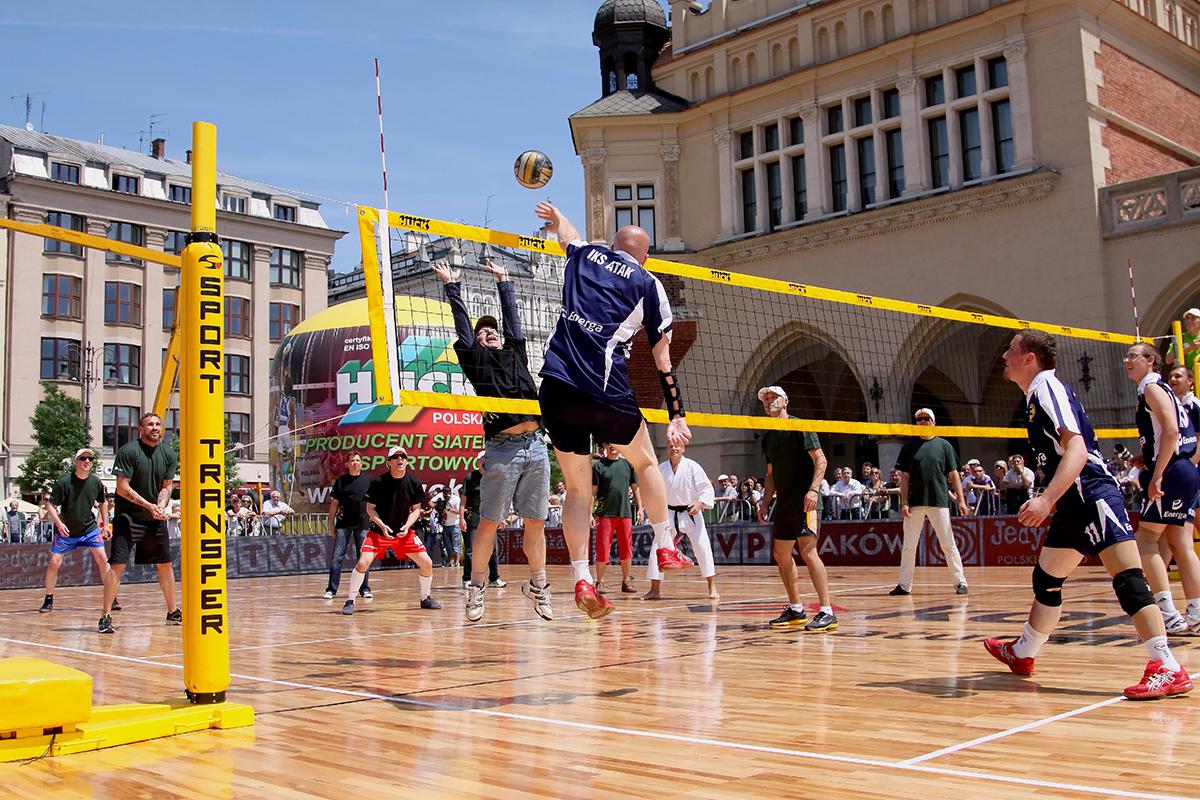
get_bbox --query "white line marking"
[1,635,1190,800]
[898,696,1126,765]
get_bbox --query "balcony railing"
[1100,166,1200,238]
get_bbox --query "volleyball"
[514,150,553,189]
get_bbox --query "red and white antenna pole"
[373,58,401,404]
[1128,258,1141,342]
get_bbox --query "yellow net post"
[180,121,229,704]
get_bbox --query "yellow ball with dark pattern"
[514,150,553,189]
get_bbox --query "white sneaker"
[463,580,471,591]
[1188,613,1200,635]
[487,578,507,589]
[1165,611,1189,635]
[322,590,333,600]
[521,581,554,621]
[465,585,485,623]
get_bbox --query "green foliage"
[18,383,87,496]
[165,418,241,491]
[547,447,564,489]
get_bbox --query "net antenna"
[1128,257,1141,343]
[373,57,401,405]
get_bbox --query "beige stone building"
[572,0,1200,475]
[0,125,344,496]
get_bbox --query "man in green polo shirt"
[891,407,970,596]
[1166,307,1200,377]
[107,412,181,625]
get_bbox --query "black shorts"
[110,514,173,565]
[772,506,818,541]
[538,376,643,456]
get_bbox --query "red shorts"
[362,529,426,559]
[595,517,633,562]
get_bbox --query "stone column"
[713,128,735,239]
[583,147,607,242]
[1003,39,1036,170]
[659,142,684,251]
[800,104,825,214]
[896,74,926,194]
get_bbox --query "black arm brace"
[659,369,686,420]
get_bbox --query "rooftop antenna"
[39,101,46,132]
[9,92,47,129]
[138,113,169,151]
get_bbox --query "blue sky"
[3,0,653,272]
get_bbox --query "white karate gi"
[648,457,717,580]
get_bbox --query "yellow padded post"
[0,658,92,734]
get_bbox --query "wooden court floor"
[1,565,1198,800]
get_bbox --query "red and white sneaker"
[983,637,1035,676]
[1124,660,1193,700]
[575,580,614,620]
[657,547,694,571]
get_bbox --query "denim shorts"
[479,431,550,522]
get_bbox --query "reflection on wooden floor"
[2,566,1198,799]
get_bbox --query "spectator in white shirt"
[261,490,294,532]
[829,467,866,519]
[999,454,1035,514]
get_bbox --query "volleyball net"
[354,205,1140,440]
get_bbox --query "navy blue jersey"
[540,241,672,402]
[1135,373,1198,468]
[1184,392,1200,438]
[1024,370,1120,510]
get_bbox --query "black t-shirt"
[366,472,425,534]
[50,473,106,536]
[761,420,822,513]
[331,472,372,528]
[112,439,178,521]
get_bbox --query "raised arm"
[432,261,475,346]
[534,202,581,247]
[488,261,525,341]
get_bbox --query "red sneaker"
[657,547,694,571]
[575,580,613,620]
[983,637,1035,676]
[1124,660,1192,700]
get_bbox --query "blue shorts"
[51,528,105,555]
[479,431,550,523]
[1045,489,1134,556]
[1140,459,1200,526]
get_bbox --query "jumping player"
[1125,345,1200,635]
[433,257,552,623]
[983,330,1190,699]
[643,441,719,601]
[341,446,440,614]
[756,386,837,631]
[533,201,692,620]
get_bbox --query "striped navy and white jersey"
[1183,392,1200,441]
[1136,373,1198,468]
[1023,369,1120,508]
[540,241,673,402]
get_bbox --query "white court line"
[898,696,1127,765]
[0,634,1191,800]
[141,582,896,661]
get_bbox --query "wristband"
[658,368,686,420]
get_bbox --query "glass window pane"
[854,96,872,127]
[992,99,1014,173]
[956,66,977,98]
[928,117,949,188]
[763,124,779,152]
[637,207,656,247]
[925,74,945,107]
[791,155,807,218]
[614,185,632,201]
[637,184,654,200]
[739,131,755,159]
[960,108,982,181]
[615,207,633,230]
[766,162,782,230]
[988,57,1008,89]
[830,145,847,212]
[886,129,905,198]
[858,137,876,206]
[741,169,757,231]
[882,88,900,119]
[827,105,843,134]
[789,117,804,146]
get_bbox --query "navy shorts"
[772,506,818,542]
[1139,459,1200,526]
[538,376,643,456]
[1044,488,1134,556]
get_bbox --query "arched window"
[624,52,640,90]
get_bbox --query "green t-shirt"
[761,421,822,513]
[897,437,959,508]
[112,439,179,520]
[593,457,637,519]
[49,472,106,536]
[1167,331,1200,375]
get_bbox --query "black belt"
[668,504,696,534]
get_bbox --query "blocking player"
[433,257,552,623]
[39,447,117,633]
[643,441,719,602]
[341,446,440,614]
[533,201,692,620]
[756,386,837,631]
[983,330,1190,699]
[1125,345,1200,635]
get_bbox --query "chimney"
[151,137,166,159]
[185,149,191,164]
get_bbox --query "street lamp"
[60,343,119,447]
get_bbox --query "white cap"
[966,458,980,467]
[386,446,409,459]
[1185,307,1200,320]
[757,385,788,402]
[915,408,936,423]
[717,474,729,481]
[74,447,95,460]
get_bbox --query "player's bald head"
[612,226,650,265]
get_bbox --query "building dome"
[594,0,668,31]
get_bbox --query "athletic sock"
[650,521,672,549]
[1012,621,1049,659]
[572,560,592,584]
[530,569,548,589]
[1145,635,1181,671]
[419,574,433,599]
[1155,590,1181,617]
[471,571,487,589]
[819,605,833,616]
[346,568,367,599]
[788,603,805,613]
